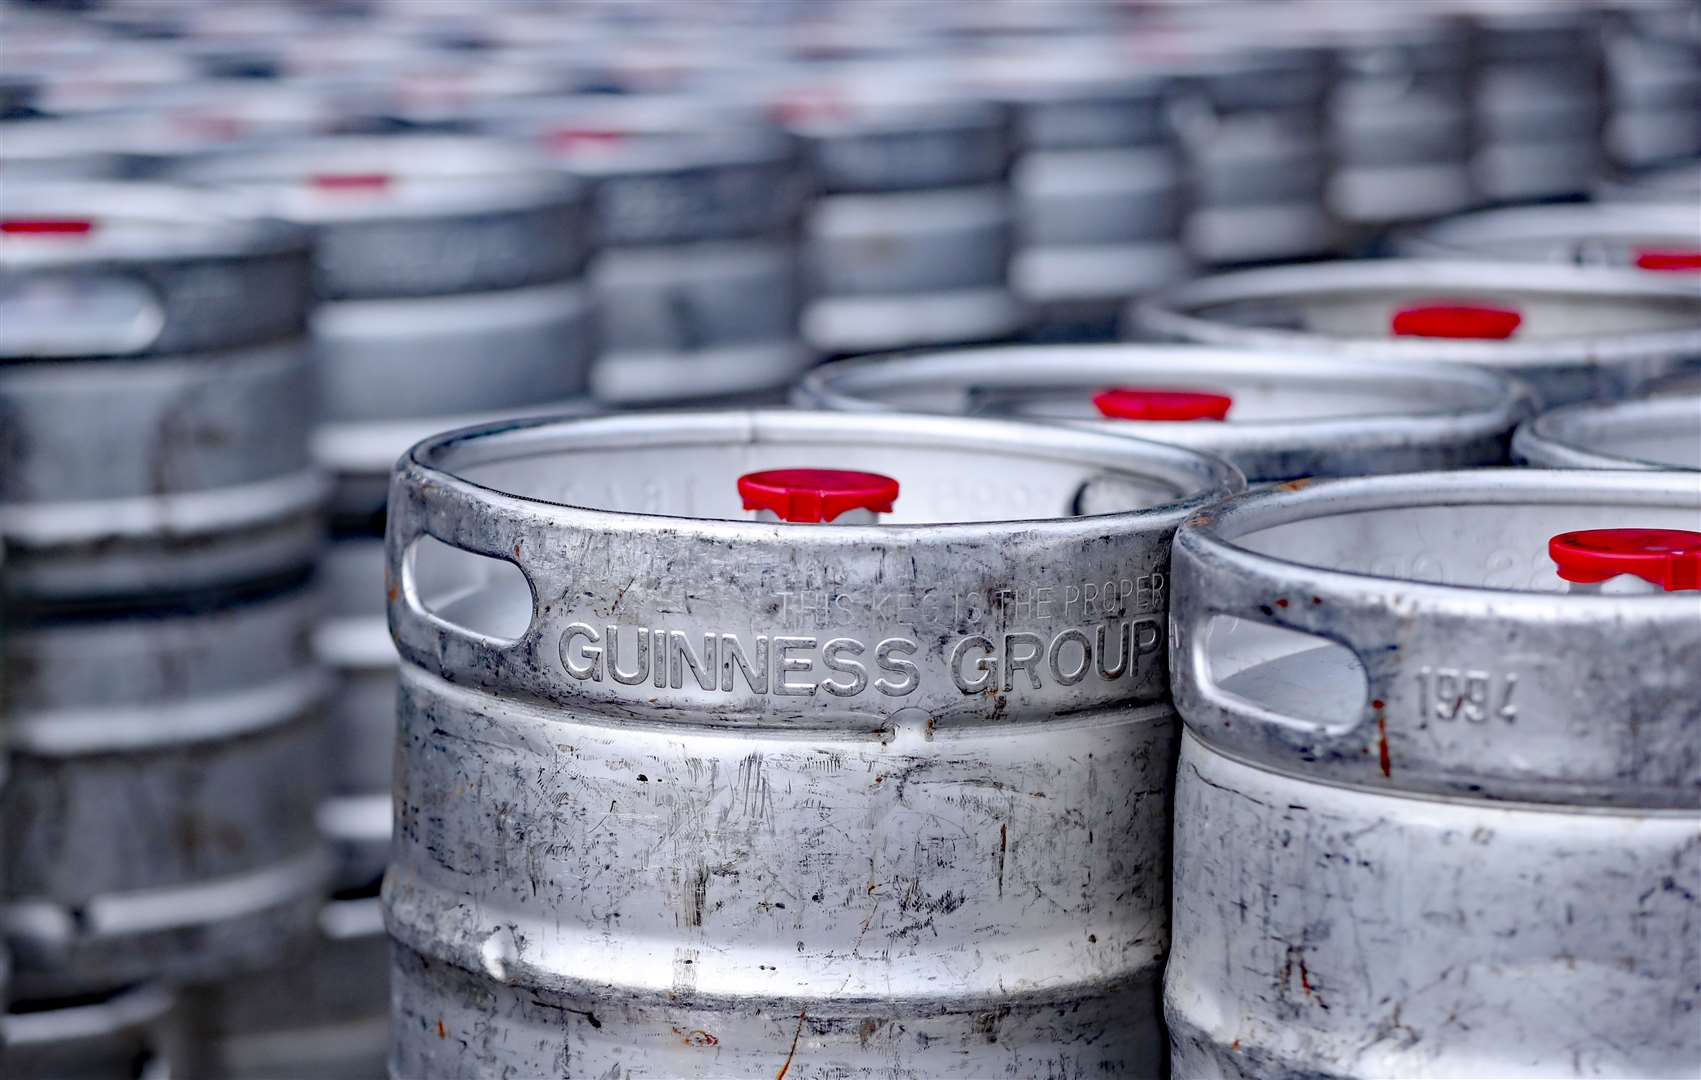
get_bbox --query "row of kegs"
[5,0,1701,358]
[2,3,1701,1080]
[3,179,1700,1077]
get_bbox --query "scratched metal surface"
[384,411,1244,1077]
[1165,469,1701,1078]
[1129,260,1701,408]
[796,345,1533,484]
[2,580,332,998]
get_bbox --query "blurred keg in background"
[1514,394,1701,471]
[1399,202,1701,268]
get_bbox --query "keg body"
[384,411,1244,1076]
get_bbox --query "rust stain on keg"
[1277,478,1313,491]
[775,1009,807,1079]
[674,1027,719,1047]
[1274,598,1289,608]
[436,1017,447,1040]
[1376,714,1392,779]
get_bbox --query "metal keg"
[1164,469,1701,1078]
[1,983,182,1079]
[964,50,1190,336]
[1463,1,1606,202]
[477,95,810,404]
[176,135,597,427]
[3,578,330,998]
[1514,394,1701,471]
[787,78,1026,354]
[1129,260,1701,407]
[1322,9,1477,229]
[384,411,1243,1077]
[0,117,133,180]
[1398,204,1701,269]
[0,183,323,603]
[1158,37,1339,265]
[1597,158,1701,205]
[1604,1,1701,170]
[796,344,1532,482]
[183,896,389,1080]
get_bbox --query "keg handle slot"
[400,533,536,645]
[1188,613,1371,737]
[0,265,168,357]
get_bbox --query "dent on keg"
[1398,203,1701,270]
[782,72,1027,354]
[476,94,812,404]
[797,344,1534,482]
[1165,469,1701,1078]
[1514,394,1701,471]
[383,411,1241,1077]
[0,182,324,602]
[1129,260,1701,407]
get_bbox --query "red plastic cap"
[1392,302,1523,340]
[1093,387,1232,422]
[1,219,94,235]
[310,173,391,191]
[1634,248,1701,273]
[738,468,899,523]
[1549,528,1701,591]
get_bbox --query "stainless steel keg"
[176,135,597,426]
[1463,1,1606,202]
[0,183,324,603]
[965,50,1190,334]
[1130,260,1701,407]
[787,78,1026,354]
[1398,203,1701,269]
[478,95,810,404]
[1514,394,1701,471]
[1165,469,1701,1078]
[796,344,1532,482]
[3,579,330,998]
[1604,1,1701,170]
[183,896,389,1080]
[384,411,1243,1077]
[1,983,182,1080]
[1597,159,1701,205]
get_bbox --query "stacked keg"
[1602,0,1701,171]
[382,411,1243,1076]
[963,49,1190,338]
[0,185,326,1072]
[785,73,1027,355]
[1129,260,1701,406]
[1462,1,1607,203]
[170,135,597,1076]
[1514,393,1701,471]
[476,95,812,405]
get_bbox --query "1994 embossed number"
[1414,665,1518,724]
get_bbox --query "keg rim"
[1131,259,1701,368]
[0,981,175,1046]
[796,343,1535,481]
[400,408,1245,535]
[1397,203,1701,261]
[1513,393,1701,471]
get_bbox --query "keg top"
[1131,260,1701,399]
[1399,204,1701,268]
[0,181,310,358]
[1169,468,1701,808]
[1514,394,1701,471]
[387,410,1242,725]
[796,344,1533,482]
[178,135,592,300]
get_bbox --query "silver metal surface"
[185,896,389,1080]
[1130,260,1701,407]
[1597,159,1701,205]
[3,580,331,998]
[178,135,598,426]
[1,983,182,1080]
[791,85,1024,353]
[0,182,324,602]
[1514,394,1701,471]
[796,344,1533,482]
[384,411,1243,1077]
[1166,468,1701,1078]
[1604,2,1701,169]
[1398,204,1701,267]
